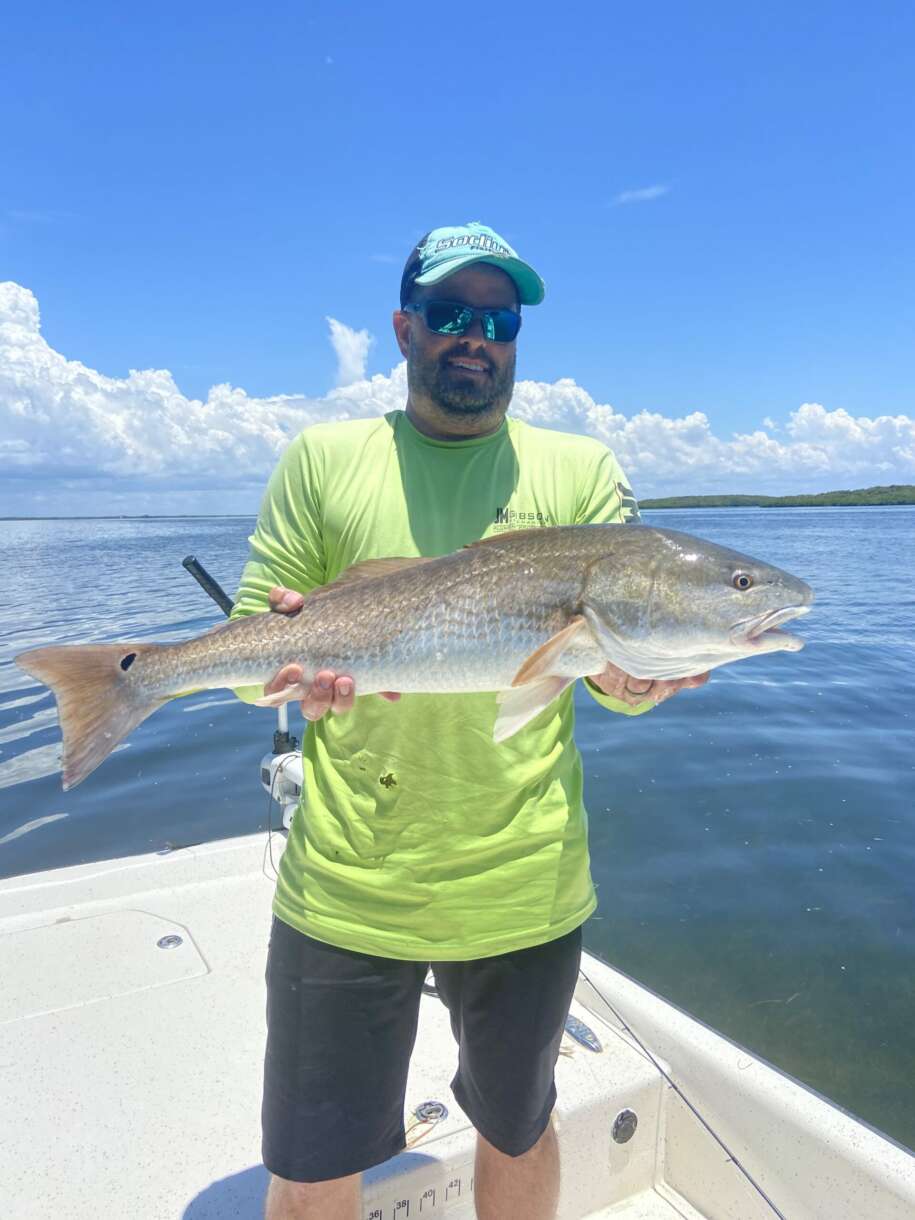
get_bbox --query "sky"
[2,0,913,515]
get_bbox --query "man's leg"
[261,916,426,1217]
[264,1170,361,1220]
[474,1120,559,1220]
[432,927,582,1220]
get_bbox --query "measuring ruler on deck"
[363,1162,475,1218]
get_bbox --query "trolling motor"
[182,554,304,830]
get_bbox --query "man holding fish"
[244,223,707,1220]
[16,222,813,1219]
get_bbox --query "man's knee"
[264,1170,361,1220]
[477,1114,556,1162]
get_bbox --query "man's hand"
[588,661,709,707]
[265,586,401,721]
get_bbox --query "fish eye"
[733,572,753,591]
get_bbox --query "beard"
[408,344,516,418]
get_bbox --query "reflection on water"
[0,508,913,1149]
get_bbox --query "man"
[231,222,708,1220]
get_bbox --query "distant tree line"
[640,484,915,509]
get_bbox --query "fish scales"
[155,528,598,696]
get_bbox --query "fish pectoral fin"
[254,683,311,708]
[494,677,575,743]
[511,616,587,687]
[497,616,588,739]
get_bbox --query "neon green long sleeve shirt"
[232,410,651,960]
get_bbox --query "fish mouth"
[730,604,811,649]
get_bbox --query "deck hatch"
[0,910,207,1023]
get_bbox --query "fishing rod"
[182,555,235,617]
[182,555,298,755]
[182,555,787,1220]
[181,555,297,874]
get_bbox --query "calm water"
[1,509,913,1151]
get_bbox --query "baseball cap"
[399,222,545,309]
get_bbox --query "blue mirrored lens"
[424,302,474,335]
[486,309,521,342]
[421,302,521,342]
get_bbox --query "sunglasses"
[403,299,522,343]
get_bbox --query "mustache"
[438,348,495,374]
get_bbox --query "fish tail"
[15,642,167,790]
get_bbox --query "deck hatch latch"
[612,1108,638,1144]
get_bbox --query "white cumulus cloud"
[1,280,913,516]
[326,316,374,386]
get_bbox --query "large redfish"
[15,525,813,790]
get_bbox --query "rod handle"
[182,555,234,618]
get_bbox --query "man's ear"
[392,309,411,359]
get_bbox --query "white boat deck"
[1,832,913,1220]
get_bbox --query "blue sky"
[2,1,914,513]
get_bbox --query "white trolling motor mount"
[259,705,305,831]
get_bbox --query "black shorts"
[262,915,583,1183]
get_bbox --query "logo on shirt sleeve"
[617,483,641,522]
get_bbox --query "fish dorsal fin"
[198,618,237,636]
[314,556,433,595]
[464,527,549,549]
[511,616,587,687]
